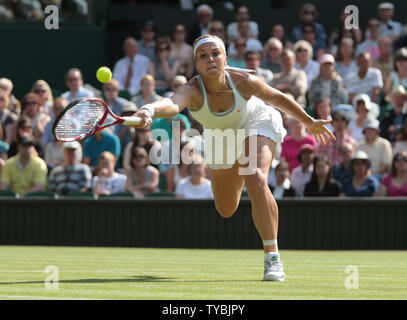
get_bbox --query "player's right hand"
[133,109,152,128]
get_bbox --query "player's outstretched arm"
[248,75,336,146]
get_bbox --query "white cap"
[378,2,394,10]
[353,150,369,160]
[63,141,81,149]
[353,93,372,110]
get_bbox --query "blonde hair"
[99,151,116,163]
[293,40,313,60]
[32,79,54,105]
[141,74,155,86]
[266,37,283,50]
[103,78,120,90]
[0,88,10,109]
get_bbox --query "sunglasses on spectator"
[395,157,407,162]
[210,28,224,32]
[269,47,279,51]
[34,89,46,93]
[21,143,34,148]
[333,117,346,122]
[157,47,170,51]
[142,28,154,32]
[235,43,246,47]
[25,100,38,106]
[134,154,146,159]
[296,48,307,52]
[20,125,32,130]
[303,10,315,15]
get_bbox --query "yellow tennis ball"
[96,67,112,83]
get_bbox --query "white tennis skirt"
[200,98,287,170]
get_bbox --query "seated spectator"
[61,68,94,103]
[347,52,383,104]
[226,5,259,44]
[393,119,407,155]
[227,21,263,57]
[355,18,381,59]
[332,142,355,186]
[41,97,68,148]
[376,2,402,42]
[7,117,44,159]
[309,53,346,107]
[384,48,407,100]
[149,37,182,94]
[270,49,308,107]
[31,80,54,115]
[92,151,127,196]
[122,127,161,171]
[348,94,376,143]
[261,37,283,74]
[170,24,194,79]
[0,88,17,144]
[304,155,341,197]
[372,36,394,85]
[341,150,380,197]
[294,40,319,88]
[0,140,9,176]
[104,79,131,117]
[112,37,150,95]
[301,23,325,60]
[187,4,213,45]
[0,137,47,196]
[268,160,296,199]
[166,141,192,192]
[380,85,407,143]
[132,74,162,107]
[376,151,407,197]
[163,75,188,99]
[314,98,334,133]
[114,101,138,155]
[82,128,121,172]
[175,155,213,199]
[356,118,393,177]
[291,144,315,196]
[227,38,247,69]
[10,0,44,20]
[335,38,358,86]
[244,50,273,85]
[291,4,327,54]
[208,20,227,45]
[0,78,21,117]
[125,146,159,197]
[316,110,357,167]
[270,24,292,49]
[280,116,316,171]
[138,20,157,62]
[48,141,91,196]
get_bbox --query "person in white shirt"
[61,68,94,103]
[112,37,150,95]
[226,5,259,43]
[377,2,402,41]
[92,151,127,196]
[175,155,213,199]
[356,18,380,60]
[227,21,263,57]
[293,40,320,88]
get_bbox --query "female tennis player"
[134,35,335,281]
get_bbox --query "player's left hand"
[305,119,336,146]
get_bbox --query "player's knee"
[215,201,237,218]
[244,168,268,193]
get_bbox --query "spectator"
[31,80,54,116]
[82,128,121,171]
[132,74,162,107]
[226,5,259,44]
[187,4,213,45]
[227,38,247,68]
[261,37,283,74]
[393,119,407,155]
[332,142,355,186]
[244,51,273,85]
[175,155,213,199]
[348,94,376,143]
[7,117,44,159]
[112,37,150,95]
[293,40,319,88]
[114,101,138,155]
[309,53,346,107]
[103,79,131,119]
[41,97,68,148]
[301,23,325,60]
[61,68,94,102]
[138,20,157,61]
[208,20,227,45]
[372,36,394,85]
[314,98,334,133]
[280,116,316,171]
[316,110,357,166]
[148,37,182,94]
[376,151,407,197]
[170,24,194,79]
[48,141,92,196]
[341,150,379,197]
[166,140,192,192]
[335,38,358,86]
[347,52,383,104]
[0,78,20,117]
[376,2,402,42]
[0,140,9,176]
[0,87,17,144]
[163,75,188,98]
[0,136,47,196]
[356,18,381,59]
[291,144,315,196]
[380,85,407,143]
[227,20,263,57]
[10,0,44,20]
[268,159,296,199]
[356,118,393,177]
[291,3,327,52]
[125,146,159,197]
[384,48,407,100]
[270,49,308,107]
[92,151,127,196]
[304,155,341,197]
[122,127,161,171]
[270,24,292,49]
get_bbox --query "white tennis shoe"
[263,253,285,282]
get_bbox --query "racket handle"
[121,116,153,126]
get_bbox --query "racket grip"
[122,116,153,126]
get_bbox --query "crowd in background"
[1,2,407,199]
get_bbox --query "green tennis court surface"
[0,246,406,300]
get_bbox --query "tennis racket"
[52,97,152,142]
